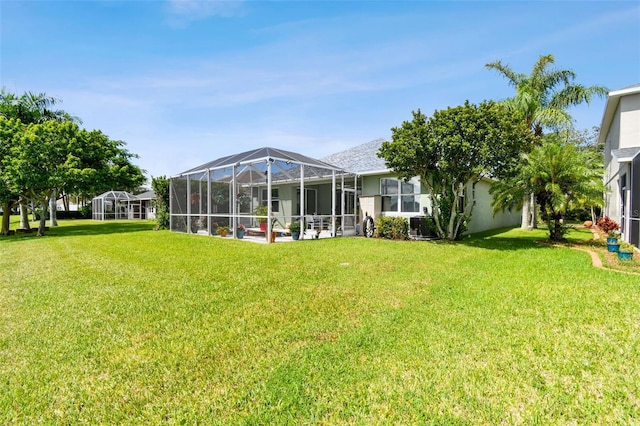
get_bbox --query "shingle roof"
[321,138,388,174]
[136,190,156,200]
[612,147,640,162]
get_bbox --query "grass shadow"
[1,220,156,243]
[459,226,554,251]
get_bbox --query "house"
[600,84,640,248]
[136,190,157,220]
[169,143,521,241]
[323,139,521,236]
[92,190,157,220]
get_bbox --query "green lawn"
[1,219,639,424]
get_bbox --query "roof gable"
[321,138,388,174]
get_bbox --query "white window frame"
[380,177,420,214]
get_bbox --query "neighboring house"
[323,139,521,236]
[600,84,640,248]
[137,190,157,220]
[92,190,157,220]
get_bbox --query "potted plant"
[607,231,621,252]
[217,226,229,237]
[236,224,246,239]
[618,241,636,261]
[255,205,269,231]
[289,221,301,240]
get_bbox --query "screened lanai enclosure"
[170,147,358,242]
[92,190,143,220]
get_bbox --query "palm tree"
[0,90,80,125]
[490,136,604,242]
[486,54,608,229]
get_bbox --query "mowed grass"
[1,219,639,424]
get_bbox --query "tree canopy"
[379,101,533,240]
[485,54,608,229]
[490,135,604,241]
[0,90,145,235]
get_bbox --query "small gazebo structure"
[92,190,142,221]
[170,147,358,243]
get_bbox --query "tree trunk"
[19,198,31,230]
[530,192,538,229]
[521,195,531,230]
[38,199,48,236]
[1,202,12,235]
[49,190,58,227]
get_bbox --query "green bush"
[375,216,409,240]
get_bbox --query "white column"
[331,171,336,237]
[267,159,272,243]
[300,164,305,239]
[232,164,237,238]
[207,169,211,235]
[186,175,191,233]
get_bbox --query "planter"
[618,251,634,261]
[607,237,618,244]
[259,222,267,232]
[291,231,300,240]
[218,231,228,237]
[237,230,245,239]
[270,231,276,243]
[607,242,620,252]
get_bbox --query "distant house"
[323,139,521,236]
[92,190,156,221]
[137,190,157,220]
[600,84,640,248]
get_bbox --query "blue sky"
[2,1,639,181]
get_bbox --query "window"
[261,188,280,212]
[381,178,420,213]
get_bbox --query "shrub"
[597,216,620,233]
[375,216,409,240]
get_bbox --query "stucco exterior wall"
[602,87,640,248]
[603,92,640,227]
[619,94,640,149]
[361,174,521,234]
[467,179,521,234]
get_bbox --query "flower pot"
[211,227,217,236]
[618,251,633,261]
[270,231,276,243]
[607,242,620,252]
[259,222,267,232]
[218,231,228,237]
[292,231,300,240]
[607,237,618,244]
[237,230,245,239]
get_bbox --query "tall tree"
[379,101,533,240]
[151,176,170,230]
[490,135,604,242]
[0,90,81,231]
[3,120,145,236]
[486,54,608,229]
[0,118,25,234]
